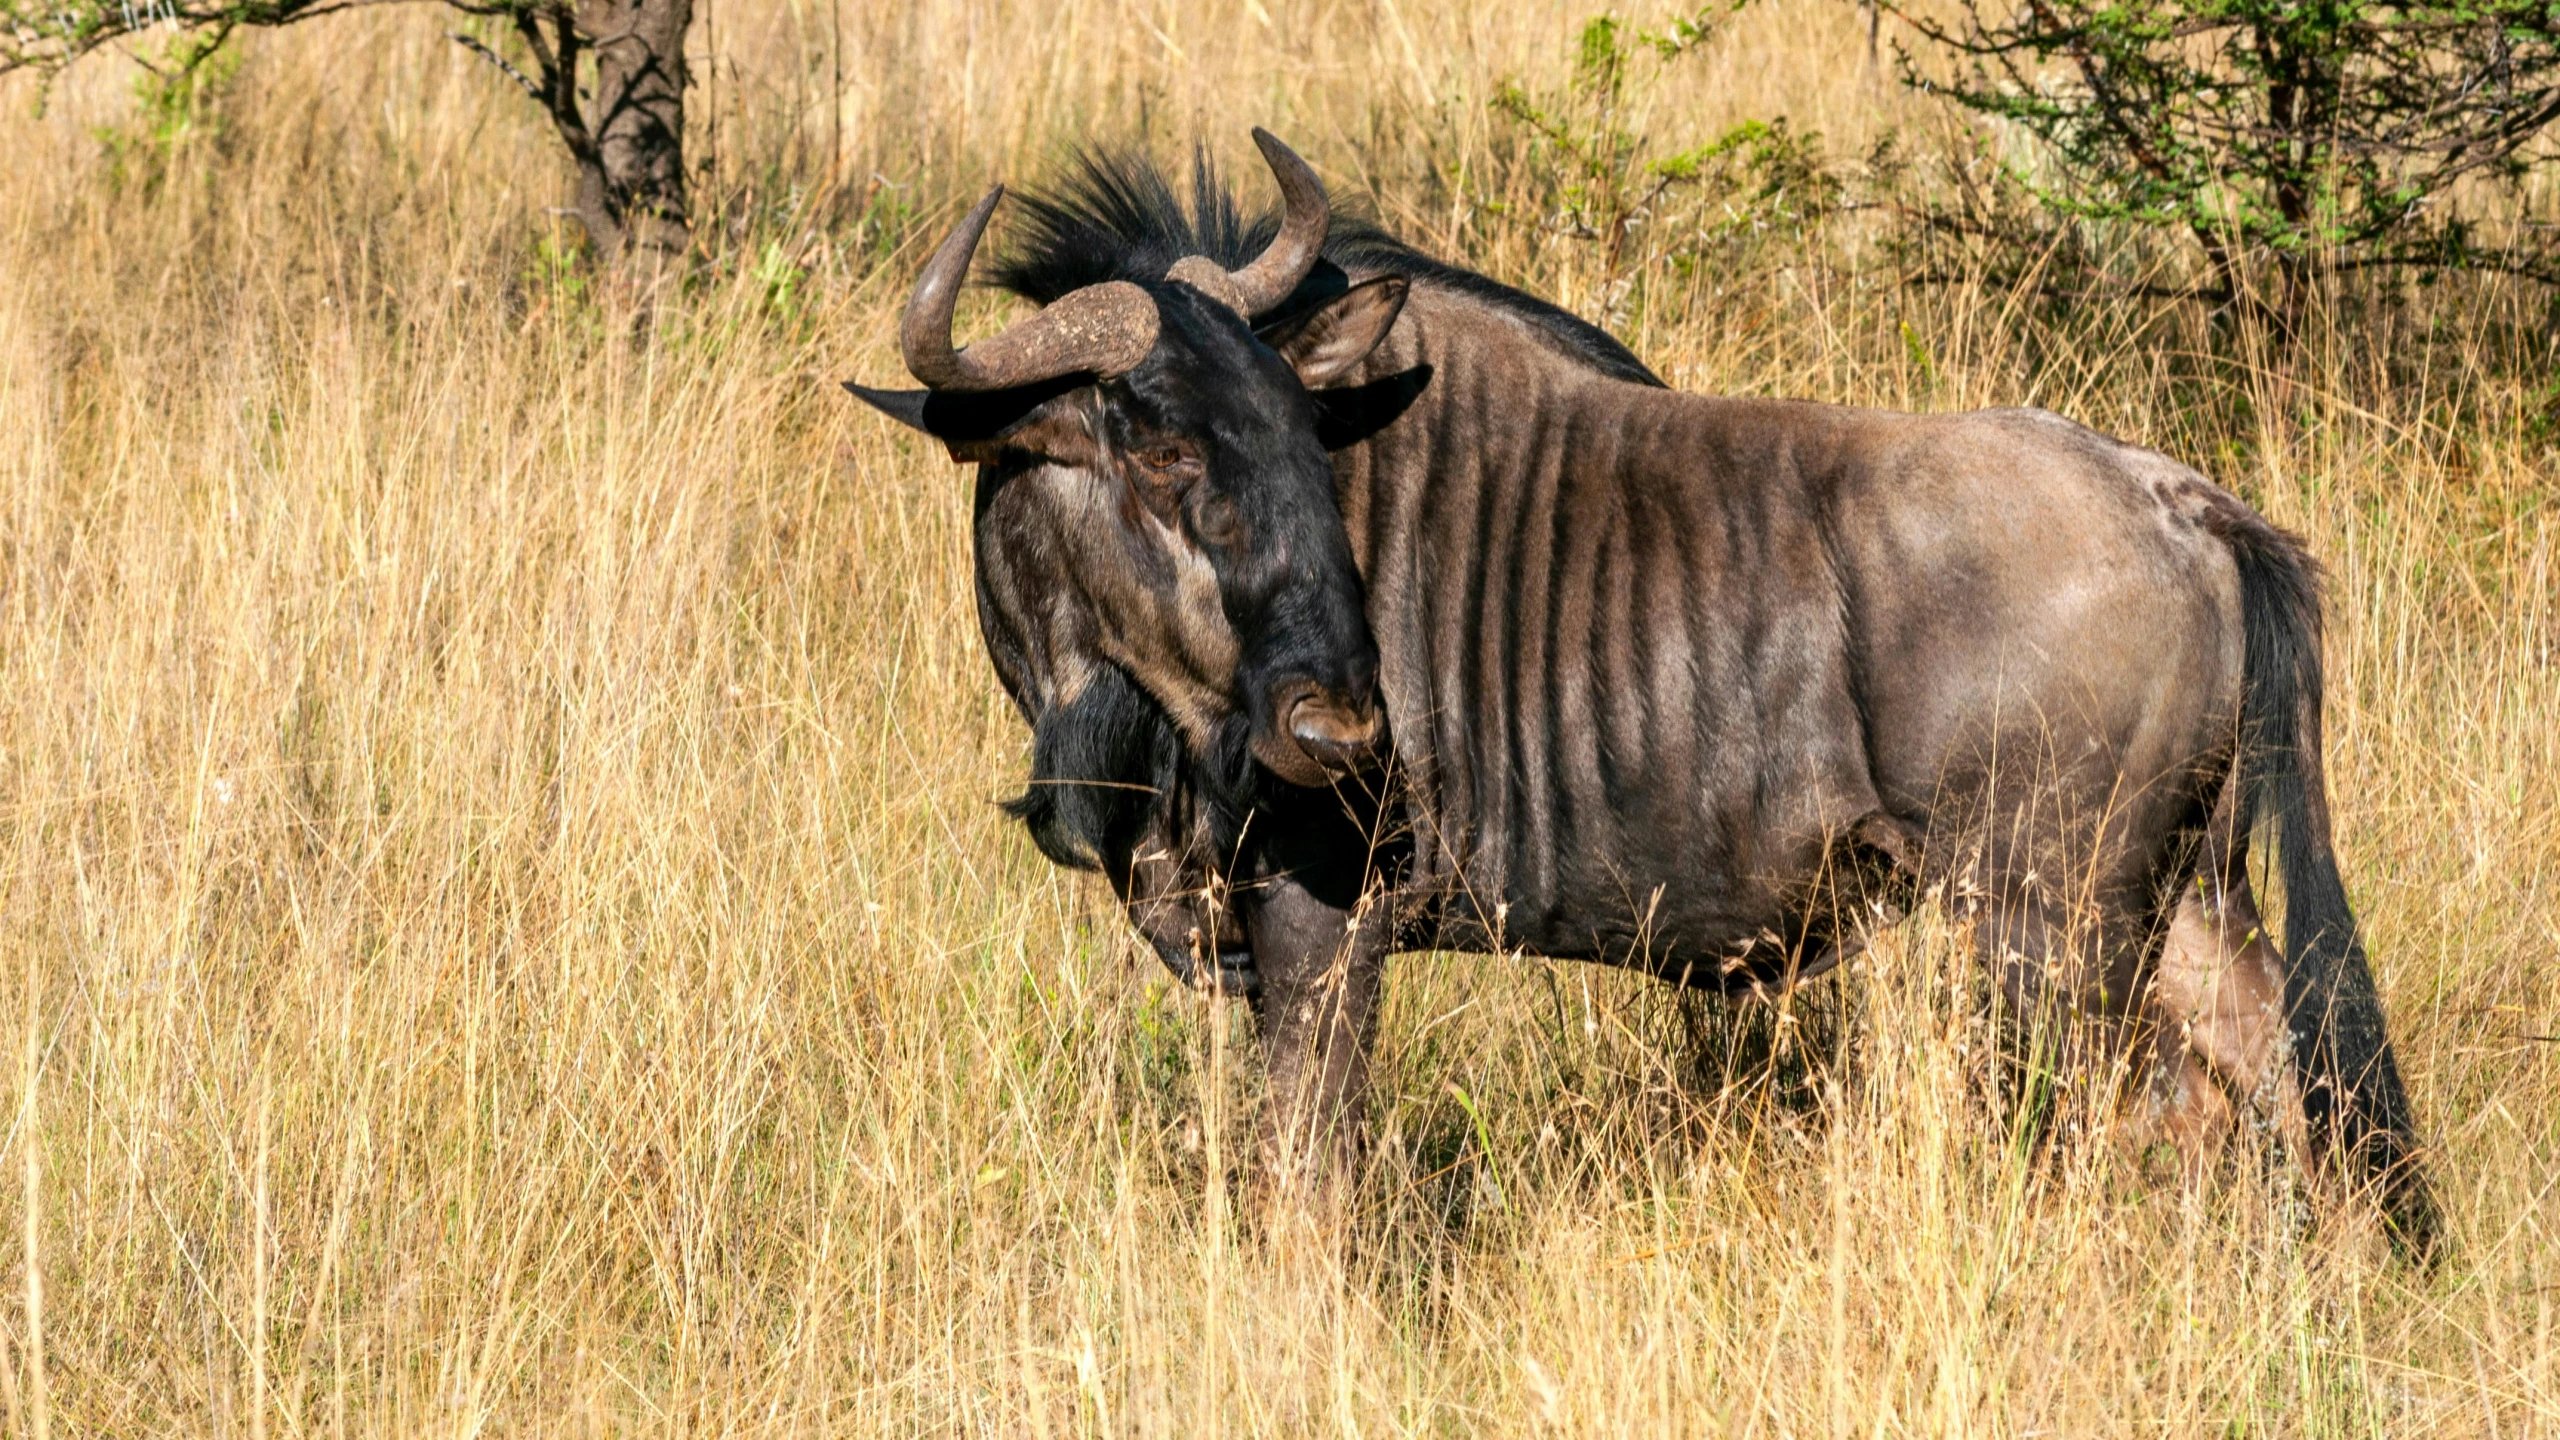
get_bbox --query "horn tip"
[1249,128,1323,204]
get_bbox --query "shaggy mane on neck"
[985,146,1665,389]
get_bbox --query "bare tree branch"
[447,28,537,99]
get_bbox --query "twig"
[447,30,539,99]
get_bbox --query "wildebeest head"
[847,131,1406,790]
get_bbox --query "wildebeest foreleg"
[1245,872,1392,1194]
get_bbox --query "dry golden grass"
[1,0,2555,1432]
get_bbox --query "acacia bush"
[1886,0,2560,328]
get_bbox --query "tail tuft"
[2211,504,2440,1263]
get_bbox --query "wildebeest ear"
[842,377,1103,467]
[1259,276,1409,389]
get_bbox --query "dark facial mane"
[986,148,1667,389]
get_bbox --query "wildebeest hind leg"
[1245,873,1391,1199]
[2138,870,2299,1167]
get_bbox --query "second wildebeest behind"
[845,134,2437,1256]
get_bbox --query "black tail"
[2216,509,2439,1260]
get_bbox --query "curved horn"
[1167,128,1330,317]
[902,186,1161,392]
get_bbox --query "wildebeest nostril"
[1287,691,1381,754]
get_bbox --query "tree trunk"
[573,0,692,270]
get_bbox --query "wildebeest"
[845,132,2437,1253]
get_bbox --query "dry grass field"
[2,0,2556,1431]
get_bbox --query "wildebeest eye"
[1136,446,1188,475]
